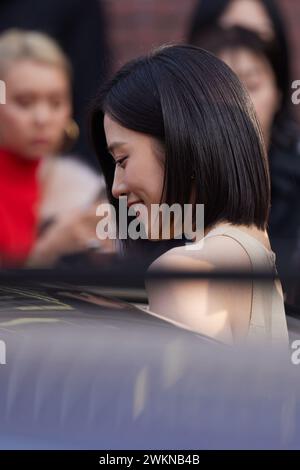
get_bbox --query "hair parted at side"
[90,44,270,232]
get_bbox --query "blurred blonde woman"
[0,29,104,266]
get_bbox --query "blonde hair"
[0,29,72,80]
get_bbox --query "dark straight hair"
[90,44,270,241]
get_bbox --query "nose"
[111,166,128,199]
[33,103,52,127]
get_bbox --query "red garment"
[0,149,40,266]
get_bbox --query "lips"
[127,200,144,218]
[31,139,50,146]
[127,200,143,209]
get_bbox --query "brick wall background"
[102,0,300,116]
[102,0,196,70]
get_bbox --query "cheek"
[141,165,164,202]
[265,87,280,116]
[58,105,71,122]
[250,86,278,126]
[0,106,30,138]
[126,160,164,202]
[52,107,71,135]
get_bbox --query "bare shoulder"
[147,235,252,343]
[149,235,251,272]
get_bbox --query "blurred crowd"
[0,0,300,308]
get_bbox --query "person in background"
[0,0,109,170]
[90,45,289,345]
[0,29,71,265]
[188,1,300,293]
[0,29,107,267]
[188,0,290,99]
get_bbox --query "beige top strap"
[204,225,276,270]
[203,225,288,344]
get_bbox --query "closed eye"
[115,156,128,167]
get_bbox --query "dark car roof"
[0,281,299,450]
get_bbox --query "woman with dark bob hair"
[90,44,288,345]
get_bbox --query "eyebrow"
[107,141,127,155]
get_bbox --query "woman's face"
[104,114,165,237]
[0,59,71,159]
[220,0,274,40]
[219,47,280,144]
